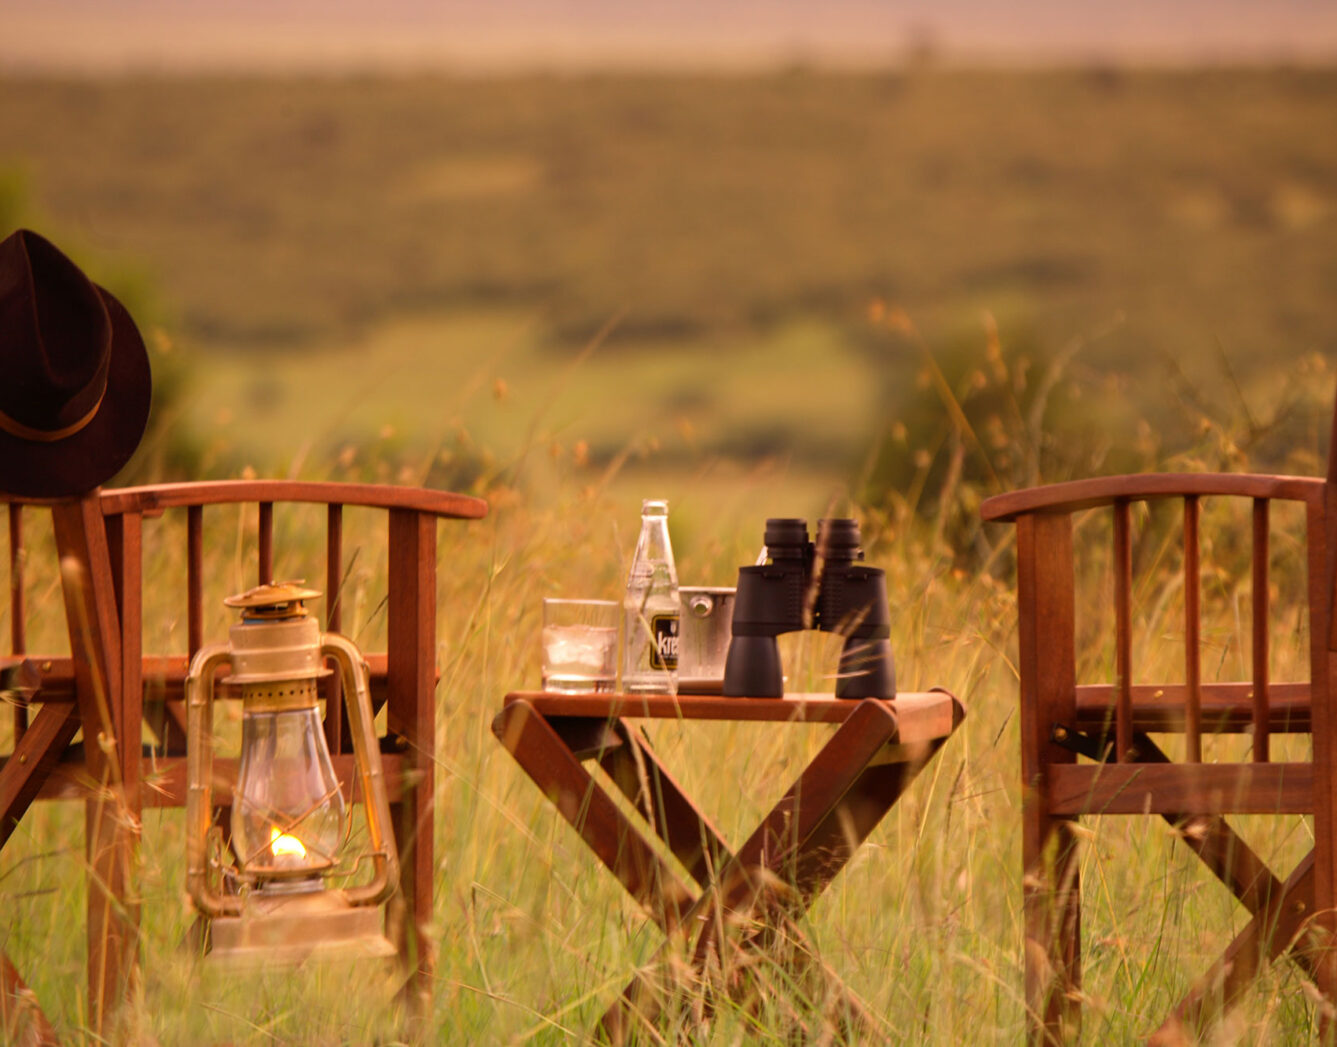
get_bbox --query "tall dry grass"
[1,337,1332,1044]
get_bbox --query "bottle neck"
[630,511,678,588]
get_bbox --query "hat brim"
[0,285,152,499]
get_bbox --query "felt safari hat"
[0,229,151,498]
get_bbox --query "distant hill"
[4,67,1335,491]
[3,0,1337,72]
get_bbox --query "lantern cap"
[224,581,322,620]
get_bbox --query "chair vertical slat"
[1252,498,1271,763]
[324,503,344,756]
[187,505,203,656]
[257,502,274,585]
[8,505,26,741]
[1184,496,1202,762]
[106,511,143,801]
[326,504,343,632]
[1114,499,1133,762]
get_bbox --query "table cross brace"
[493,691,963,1045]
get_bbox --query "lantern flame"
[269,826,308,859]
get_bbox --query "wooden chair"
[980,393,1337,1044]
[0,480,486,1039]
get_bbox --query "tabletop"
[502,689,962,742]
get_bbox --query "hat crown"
[0,228,152,498]
[0,230,111,437]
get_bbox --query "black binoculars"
[722,518,895,699]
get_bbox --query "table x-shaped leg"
[493,701,728,935]
[608,699,950,1043]
[494,697,953,1045]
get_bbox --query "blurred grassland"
[1,68,1335,502]
[0,440,1328,1044]
[0,66,1335,1043]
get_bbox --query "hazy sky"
[4,0,1337,72]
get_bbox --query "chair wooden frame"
[0,480,486,1040]
[981,414,1337,1043]
[493,688,964,1043]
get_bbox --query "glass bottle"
[623,499,680,694]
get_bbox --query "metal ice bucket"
[677,586,736,694]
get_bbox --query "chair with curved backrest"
[0,480,486,1039]
[981,387,1337,1044]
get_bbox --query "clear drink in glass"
[541,598,618,693]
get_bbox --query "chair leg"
[386,508,438,1018]
[52,496,140,1037]
[1312,805,1337,1044]
[1015,511,1081,1044]
[1024,804,1080,1046]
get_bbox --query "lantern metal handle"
[322,632,399,907]
[185,643,240,918]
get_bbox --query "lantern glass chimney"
[233,701,346,888]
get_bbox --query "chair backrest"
[4,480,487,759]
[1,479,487,1033]
[981,446,1331,774]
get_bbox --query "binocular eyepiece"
[723,518,895,700]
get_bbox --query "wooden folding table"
[492,688,964,1043]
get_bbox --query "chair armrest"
[980,472,1322,523]
[95,480,488,520]
[4,481,490,519]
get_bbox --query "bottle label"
[649,613,679,671]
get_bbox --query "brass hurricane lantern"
[185,582,399,963]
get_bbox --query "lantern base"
[202,891,397,966]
